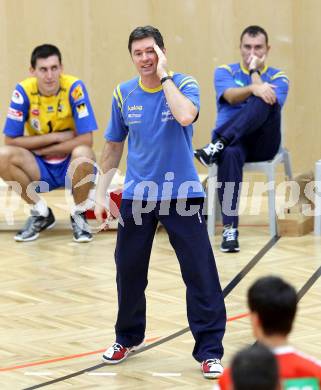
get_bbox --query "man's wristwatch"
[160,74,173,84]
[249,69,261,76]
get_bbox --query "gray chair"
[314,160,321,235]
[206,140,293,237]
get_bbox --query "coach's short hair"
[128,26,164,53]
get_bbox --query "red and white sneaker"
[201,358,224,379]
[102,341,144,364]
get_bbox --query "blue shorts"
[34,155,71,192]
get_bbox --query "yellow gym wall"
[0,0,319,176]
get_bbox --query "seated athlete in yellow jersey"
[0,44,98,243]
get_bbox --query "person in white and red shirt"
[215,276,321,390]
[229,343,280,390]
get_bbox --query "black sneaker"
[71,212,93,243]
[194,139,225,167]
[14,208,56,242]
[220,225,240,252]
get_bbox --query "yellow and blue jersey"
[214,63,289,128]
[3,74,97,138]
[105,73,203,201]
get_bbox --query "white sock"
[71,203,87,216]
[32,200,49,217]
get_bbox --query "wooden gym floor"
[0,190,320,389]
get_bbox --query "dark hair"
[240,25,269,45]
[30,44,62,68]
[231,344,279,390]
[248,276,297,336]
[128,25,164,53]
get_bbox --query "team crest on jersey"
[71,85,84,102]
[161,109,174,122]
[31,118,41,131]
[76,103,89,118]
[11,89,24,104]
[47,106,54,113]
[7,107,23,122]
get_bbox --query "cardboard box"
[287,171,314,213]
[278,171,315,236]
[278,212,313,236]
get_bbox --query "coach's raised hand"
[153,43,169,79]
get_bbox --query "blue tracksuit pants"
[213,97,281,227]
[114,197,226,362]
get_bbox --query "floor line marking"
[297,266,321,302]
[0,337,160,373]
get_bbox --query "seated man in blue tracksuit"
[194,25,289,253]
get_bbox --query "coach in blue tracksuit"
[95,25,226,379]
[195,25,289,253]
